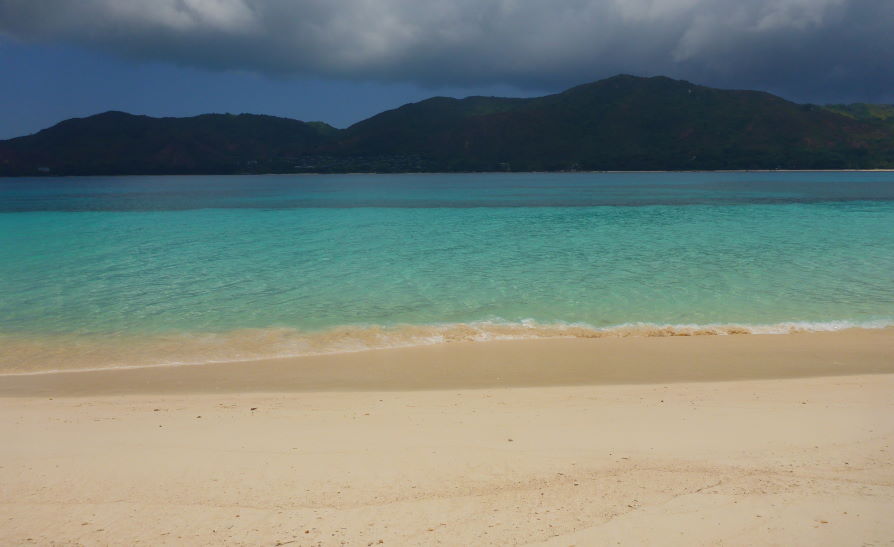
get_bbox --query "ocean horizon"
[2,171,893,373]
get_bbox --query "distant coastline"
[3,169,894,180]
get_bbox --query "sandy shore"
[1,329,893,545]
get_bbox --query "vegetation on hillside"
[2,75,893,175]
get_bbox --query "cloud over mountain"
[1,0,892,102]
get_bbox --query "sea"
[1,171,893,373]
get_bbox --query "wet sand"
[2,327,893,396]
[1,329,893,545]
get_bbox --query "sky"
[1,0,892,140]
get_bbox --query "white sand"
[1,330,893,545]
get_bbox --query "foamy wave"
[1,319,891,375]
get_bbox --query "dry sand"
[1,329,893,545]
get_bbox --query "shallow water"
[2,172,893,372]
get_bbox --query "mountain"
[2,75,893,175]
[335,75,893,171]
[0,111,340,175]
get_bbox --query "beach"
[2,172,893,544]
[2,329,893,545]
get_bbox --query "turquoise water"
[1,172,893,371]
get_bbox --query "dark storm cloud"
[1,0,892,102]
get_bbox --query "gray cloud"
[1,0,892,103]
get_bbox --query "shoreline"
[2,327,891,397]
[2,320,891,379]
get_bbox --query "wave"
[1,319,891,375]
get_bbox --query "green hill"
[2,75,893,175]
[335,75,894,170]
[0,111,340,175]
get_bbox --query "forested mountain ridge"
[2,75,893,175]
